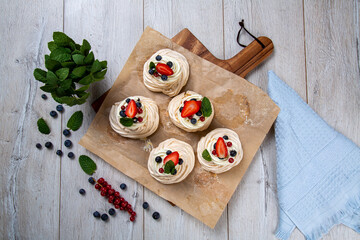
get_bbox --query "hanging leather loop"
[237,19,265,48]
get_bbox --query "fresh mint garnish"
[79,155,97,175]
[164,161,175,174]
[37,118,50,134]
[202,149,212,161]
[149,61,155,69]
[120,117,133,127]
[201,97,212,117]
[67,111,83,131]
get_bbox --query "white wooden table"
[1,0,359,239]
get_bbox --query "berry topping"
[88,177,95,184]
[223,135,229,140]
[64,140,72,148]
[142,202,149,209]
[120,110,126,117]
[227,142,232,147]
[41,94,47,100]
[114,198,121,205]
[171,169,177,175]
[98,178,104,184]
[63,129,71,136]
[36,143,42,149]
[228,158,234,163]
[196,110,202,116]
[56,105,64,112]
[159,168,164,173]
[114,191,120,197]
[164,151,179,166]
[67,152,74,159]
[45,141,53,149]
[152,212,160,220]
[148,68,155,75]
[179,107,183,112]
[136,102,142,108]
[156,63,174,76]
[166,150,172,155]
[50,111,57,118]
[120,183,127,190]
[155,156,162,163]
[108,208,116,216]
[212,150,216,155]
[125,100,137,118]
[200,116,205,122]
[56,150,63,156]
[190,98,197,101]
[79,189,86,195]
[138,117,143,122]
[181,100,202,118]
[167,61,173,67]
[126,98,130,103]
[114,204,120,209]
[133,117,138,123]
[161,75,168,81]
[155,55,162,61]
[93,211,100,218]
[101,214,109,221]
[178,158,183,165]
[190,118,197,124]
[108,189,115,195]
[230,150,237,157]
[137,108,143,114]
[215,137,228,158]
[121,105,125,110]
[153,72,159,77]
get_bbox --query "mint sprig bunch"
[33,32,107,106]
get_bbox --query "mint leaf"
[48,41,58,51]
[84,51,94,64]
[91,60,102,73]
[149,62,155,69]
[50,47,72,62]
[72,66,87,78]
[120,117,133,127]
[78,155,97,175]
[59,78,72,90]
[80,39,91,55]
[202,149,212,161]
[55,68,69,81]
[46,71,59,85]
[37,118,50,134]
[45,59,61,71]
[61,61,76,68]
[93,69,107,81]
[76,85,90,92]
[33,68,47,83]
[40,84,57,93]
[100,61,107,68]
[78,74,93,85]
[164,161,175,174]
[201,97,212,117]
[72,54,85,65]
[53,32,74,47]
[67,111,83,131]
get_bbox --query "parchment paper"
[79,27,280,228]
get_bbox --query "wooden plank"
[59,1,144,239]
[304,1,360,239]
[0,0,63,239]
[143,0,228,239]
[223,0,307,239]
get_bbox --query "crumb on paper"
[143,139,153,152]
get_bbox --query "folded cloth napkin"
[267,71,360,240]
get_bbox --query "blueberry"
[148,69,155,75]
[155,55,162,61]
[190,118,197,124]
[88,177,95,185]
[161,75,168,81]
[79,189,86,195]
[119,110,126,118]
[171,169,177,175]
[142,202,149,209]
[108,208,116,216]
[167,61,173,67]
[196,111,202,116]
[36,143,42,149]
[56,150,63,156]
[50,111,57,118]
[41,94,47,100]
[136,102,142,108]
[120,183,127,190]
[126,98,130,103]
[152,211,160,220]
[133,117,138,123]
[64,140,72,148]
[178,158,183,165]
[155,156,162,163]
[230,150,237,157]
[45,142,53,149]
[179,107,183,112]
[166,150,172,155]
[223,135,229,140]
[101,213,109,221]
[63,129,71,137]
[93,211,101,218]
[56,105,64,112]
[68,152,74,159]
[190,98,197,101]
[137,98,141,102]
[213,143,216,149]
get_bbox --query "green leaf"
[120,117,133,127]
[37,118,50,134]
[164,161,175,174]
[72,54,85,65]
[72,66,87,78]
[55,68,69,81]
[78,155,97,175]
[84,51,94,64]
[75,85,90,92]
[201,97,212,117]
[69,41,76,51]
[46,71,59,86]
[50,47,72,62]
[33,68,47,83]
[149,61,155,69]
[67,111,83,131]
[202,149,212,161]
[100,60,107,68]
[53,32,74,47]
[78,74,93,85]
[40,84,57,93]
[59,78,72,90]
[80,39,91,55]
[45,59,61,71]
[91,60,102,73]
[61,61,76,68]
[48,41,58,51]
[93,69,107,82]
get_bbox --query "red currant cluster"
[94,177,136,222]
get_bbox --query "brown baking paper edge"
[79,27,280,228]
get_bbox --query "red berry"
[138,117,143,123]
[181,100,201,118]
[95,184,101,190]
[106,185,112,190]
[159,168,164,173]
[156,63,174,76]
[227,142,232,147]
[153,72,159,77]
[130,216,135,222]
[137,108,143,114]
[200,116,205,122]
[98,178,104,184]
[125,100,137,118]
[100,191,106,196]
[102,181,108,187]
[114,192,120,197]
[108,198,114,203]
[164,152,179,166]
[128,208,133,214]
[131,212,136,217]
[120,197,125,202]
[121,202,127,208]
[121,105,125,110]
[108,189,115,195]
[127,204,132,209]
[115,204,120,209]
[229,158,234,163]
[216,137,228,158]
[114,199,121,205]
[120,207,124,210]
[188,115,193,119]
[100,187,107,193]
[212,150,216,155]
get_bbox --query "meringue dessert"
[197,128,243,174]
[148,138,195,184]
[168,91,214,132]
[143,49,189,97]
[109,96,159,139]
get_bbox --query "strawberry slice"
[181,100,201,118]
[125,100,137,118]
[156,63,174,76]
[163,151,179,166]
[215,137,228,158]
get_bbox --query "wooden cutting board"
[92,28,273,111]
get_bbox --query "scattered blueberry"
[93,211,101,218]
[155,55,162,61]
[88,177,96,185]
[166,150,172,155]
[64,140,72,148]
[133,117,138,123]
[126,98,130,103]
[63,129,71,137]
[155,156,162,163]
[178,158,183,165]
[230,150,237,157]
[67,152,74,159]
[108,208,116,216]
[137,98,141,102]
[45,142,53,149]
[190,98,197,101]
[166,61,173,68]
[223,135,229,140]
[136,102,142,108]
[152,211,160,220]
[101,213,109,221]
[41,94,47,100]
[50,111,57,118]
[161,75,168,81]
[190,118,197,124]
[171,169,177,175]
[142,202,149,209]
[79,189,86,195]
[179,107,183,112]
[56,150,63,156]
[56,105,64,112]
[120,183,127,190]
[36,143,42,149]
[119,110,126,118]
[148,69,155,75]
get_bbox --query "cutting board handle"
[91,28,273,112]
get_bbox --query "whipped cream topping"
[197,128,243,174]
[148,138,195,184]
[109,96,159,139]
[168,91,214,132]
[143,49,189,97]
